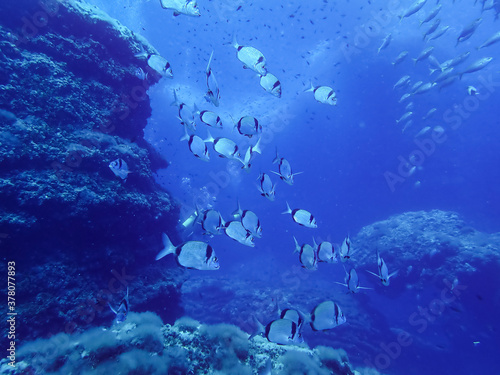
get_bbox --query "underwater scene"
[1,0,500,373]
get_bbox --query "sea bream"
[232,36,267,75]
[171,90,196,132]
[366,250,399,286]
[224,221,255,247]
[336,267,371,293]
[241,210,262,238]
[234,116,262,138]
[200,209,225,237]
[310,300,346,331]
[180,129,210,162]
[304,83,337,105]
[399,0,427,22]
[193,104,223,129]
[109,158,131,180]
[237,137,262,171]
[109,288,129,324]
[282,202,317,228]
[159,0,201,17]
[250,317,303,345]
[314,238,338,263]
[271,149,302,185]
[259,73,282,98]
[205,131,240,160]
[156,233,220,270]
[204,51,220,107]
[257,173,276,201]
[339,235,352,262]
[293,236,318,270]
[147,54,173,78]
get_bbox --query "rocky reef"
[0,0,185,345]
[1,312,378,375]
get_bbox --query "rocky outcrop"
[0,0,185,344]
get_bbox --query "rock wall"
[0,0,185,343]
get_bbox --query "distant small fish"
[399,93,412,103]
[159,0,201,17]
[259,73,282,98]
[232,35,267,75]
[224,221,255,247]
[366,250,399,286]
[422,108,437,120]
[257,173,276,201]
[282,202,317,228]
[304,82,337,105]
[109,288,129,324]
[147,54,173,78]
[310,300,346,331]
[410,81,423,92]
[109,158,131,180]
[393,75,411,90]
[204,51,220,106]
[156,233,220,270]
[271,149,302,185]
[396,111,413,124]
[377,33,392,54]
[399,0,428,22]
[415,126,431,137]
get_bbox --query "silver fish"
[427,25,449,42]
[410,81,423,92]
[293,236,317,270]
[422,18,440,40]
[156,233,220,270]
[413,46,434,65]
[271,149,302,185]
[241,210,262,238]
[205,131,241,160]
[193,104,223,129]
[396,111,413,124]
[336,267,371,293]
[413,82,436,95]
[314,238,338,263]
[366,250,399,286]
[305,83,337,105]
[422,108,437,120]
[204,51,220,107]
[399,0,427,22]
[393,75,411,90]
[108,287,129,324]
[310,300,346,331]
[254,318,303,345]
[441,52,470,70]
[392,51,409,66]
[224,221,255,247]
[159,0,201,17]
[235,116,262,138]
[147,54,173,78]
[434,68,455,83]
[257,173,276,201]
[171,90,196,132]
[259,73,282,98]
[232,36,267,75]
[282,202,317,228]
[180,130,210,162]
[109,158,131,180]
[201,209,225,236]
[377,33,392,54]
[339,235,352,262]
[456,17,482,46]
[419,4,442,26]
[459,57,493,79]
[237,137,262,171]
[477,31,500,50]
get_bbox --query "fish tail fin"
[312,236,318,248]
[292,236,300,253]
[179,127,190,142]
[413,58,417,65]
[248,315,265,340]
[272,147,279,164]
[304,81,315,93]
[193,102,200,115]
[232,34,240,49]
[206,50,214,73]
[232,199,243,219]
[270,170,281,178]
[252,136,262,155]
[204,129,214,143]
[282,201,292,215]
[108,303,118,315]
[366,270,380,279]
[389,269,400,279]
[156,233,176,260]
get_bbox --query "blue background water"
[82,0,499,373]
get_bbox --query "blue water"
[25,0,500,373]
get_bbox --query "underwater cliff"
[0,0,185,346]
